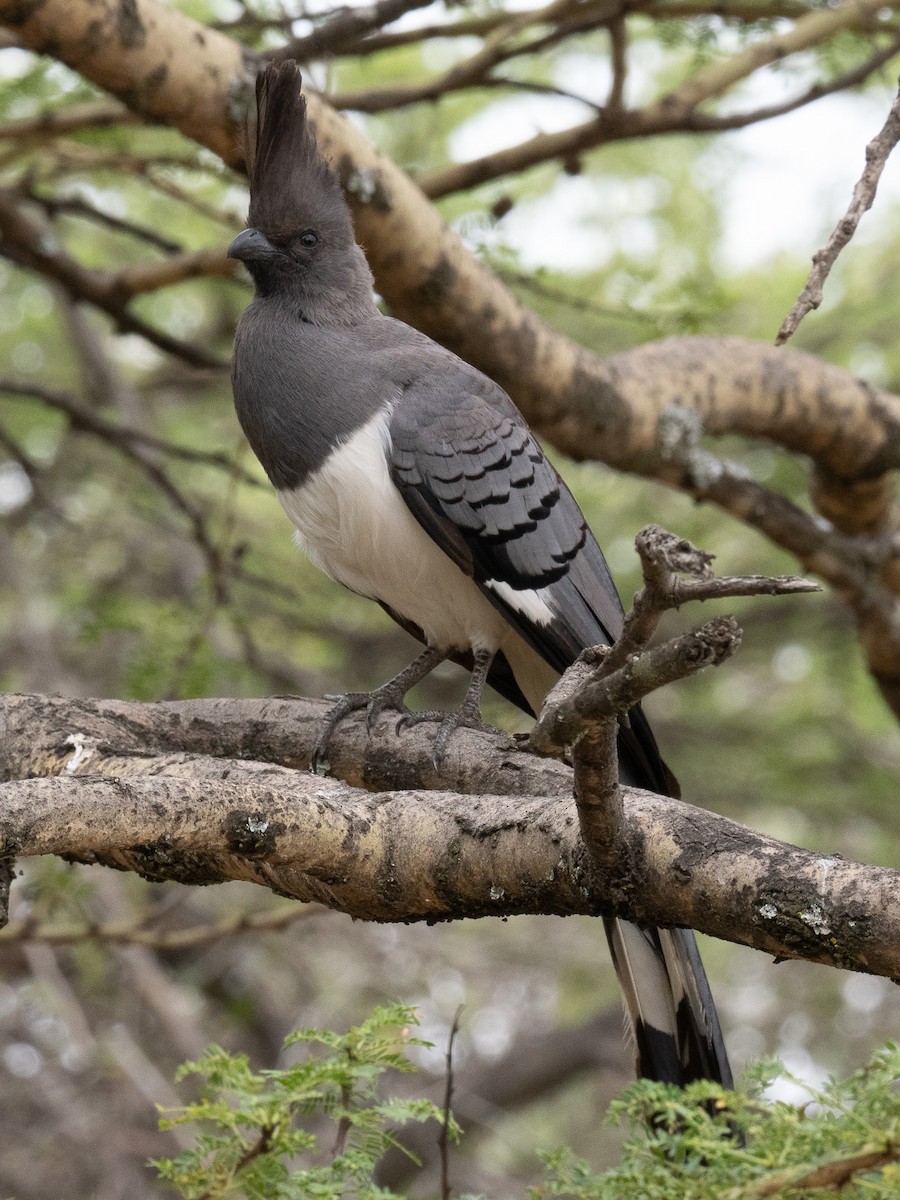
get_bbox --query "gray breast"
[231,302,390,490]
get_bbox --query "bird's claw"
[395,704,489,768]
[313,690,491,774]
[310,687,409,773]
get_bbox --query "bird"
[228,61,733,1089]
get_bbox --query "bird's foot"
[311,683,410,773]
[397,701,492,769]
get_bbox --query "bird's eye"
[298,231,318,249]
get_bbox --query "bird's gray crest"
[242,62,350,239]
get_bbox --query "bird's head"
[229,62,375,324]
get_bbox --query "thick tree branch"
[1,692,898,978]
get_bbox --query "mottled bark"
[1,693,898,978]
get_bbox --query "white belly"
[277,409,509,654]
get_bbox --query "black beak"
[228,227,278,262]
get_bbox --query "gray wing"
[388,366,626,674]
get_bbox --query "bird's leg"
[398,646,496,768]
[311,644,448,771]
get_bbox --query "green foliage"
[155,1010,900,1200]
[536,1046,900,1199]
[153,1004,456,1199]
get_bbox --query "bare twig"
[777,81,900,345]
[533,618,744,756]
[607,526,818,676]
[0,99,136,140]
[439,1009,462,1200]
[529,527,817,873]
[532,527,818,757]
[273,0,434,61]
[0,188,226,369]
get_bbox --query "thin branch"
[0,423,53,515]
[529,526,817,873]
[532,617,744,755]
[33,191,186,254]
[0,378,264,487]
[327,0,602,115]
[272,0,434,61]
[106,248,240,300]
[0,99,136,140]
[0,379,230,600]
[337,0,814,58]
[607,10,627,111]
[777,80,900,344]
[195,1126,276,1200]
[0,188,227,369]
[605,526,819,678]
[418,4,896,197]
[330,1087,353,1161]
[32,181,242,274]
[439,1009,462,1200]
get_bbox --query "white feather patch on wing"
[485,578,555,626]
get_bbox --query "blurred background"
[1,1,900,1194]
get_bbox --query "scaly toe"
[429,706,488,768]
[395,708,444,734]
[364,689,407,734]
[310,692,371,773]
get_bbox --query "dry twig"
[777,81,900,345]
[439,1009,462,1200]
[530,527,818,873]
